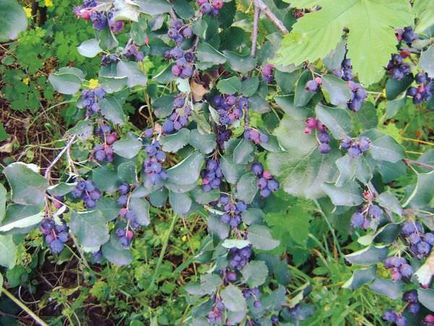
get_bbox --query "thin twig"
[253,0,289,34]
[251,5,261,57]
[403,158,434,170]
[1,288,48,326]
[44,135,77,180]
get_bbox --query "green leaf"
[0,235,16,268]
[48,67,84,95]
[345,246,388,265]
[223,51,256,74]
[369,278,403,299]
[117,61,147,87]
[216,77,242,95]
[322,183,363,206]
[189,130,216,154]
[0,184,6,223]
[247,225,280,251]
[248,95,271,113]
[241,261,269,287]
[240,77,260,97]
[417,288,434,311]
[117,161,137,184]
[222,239,251,249]
[267,115,338,199]
[70,211,110,249]
[275,0,413,85]
[377,192,402,215]
[420,46,434,78]
[235,173,258,204]
[160,129,190,153]
[414,0,434,33]
[173,0,195,19]
[221,284,247,312]
[0,0,27,42]
[369,136,404,163]
[113,134,142,159]
[385,74,413,100]
[3,162,48,206]
[373,223,401,245]
[167,151,204,186]
[342,266,376,290]
[102,236,132,265]
[294,71,315,107]
[403,171,434,209]
[93,165,119,192]
[321,75,352,106]
[96,198,119,222]
[100,96,126,125]
[221,156,245,184]
[197,42,226,68]
[232,139,254,164]
[129,198,150,226]
[315,104,352,139]
[77,39,102,58]
[0,210,43,232]
[135,0,171,15]
[335,155,372,185]
[169,191,192,215]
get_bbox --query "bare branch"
[403,158,434,171]
[251,5,261,57]
[253,0,289,34]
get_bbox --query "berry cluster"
[197,0,224,15]
[101,54,119,66]
[107,11,125,33]
[213,95,249,126]
[244,128,268,145]
[262,64,274,83]
[168,19,193,44]
[115,228,134,247]
[401,221,434,259]
[80,87,106,116]
[228,245,252,270]
[93,125,117,163]
[304,117,331,154]
[208,297,224,324]
[201,159,223,192]
[305,77,322,92]
[162,95,192,133]
[387,53,411,80]
[116,183,130,207]
[73,0,97,21]
[40,219,69,254]
[72,180,102,208]
[251,163,279,197]
[407,72,433,105]
[124,43,144,62]
[347,81,367,111]
[383,309,407,326]
[384,256,413,281]
[218,195,247,228]
[216,126,232,148]
[351,204,383,230]
[341,58,353,81]
[144,141,167,187]
[397,26,418,45]
[340,136,371,158]
[243,287,261,309]
[403,290,420,314]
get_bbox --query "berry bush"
[0,0,434,325]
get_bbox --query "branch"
[44,135,77,180]
[251,5,261,57]
[253,0,289,34]
[403,158,434,171]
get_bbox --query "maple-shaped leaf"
[275,0,413,85]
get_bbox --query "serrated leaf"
[3,162,48,206]
[233,139,254,164]
[315,104,352,139]
[117,61,147,87]
[241,261,268,287]
[167,151,204,186]
[369,136,404,163]
[0,184,7,223]
[322,183,363,206]
[221,284,247,312]
[48,67,84,95]
[70,211,110,248]
[100,96,126,125]
[418,288,434,311]
[113,134,142,159]
[222,239,251,249]
[102,236,132,265]
[345,246,388,265]
[247,225,280,251]
[189,130,216,154]
[0,235,16,268]
[216,77,242,95]
[160,129,190,153]
[235,173,258,204]
[169,191,192,215]
[0,210,44,232]
[135,0,171,15]
[129,198,150,226]
[321,74,352,106]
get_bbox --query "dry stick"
[253,0,289,34]
[251,5,261,57]
[403,158,434,171]
[1,288,49,326]
[44,135,77,180]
